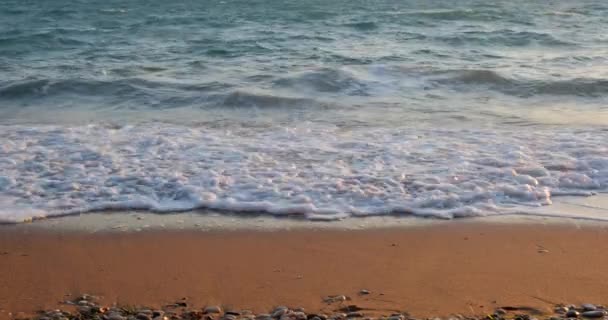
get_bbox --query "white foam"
[0,123,607,223]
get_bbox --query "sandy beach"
[3,221,608,319]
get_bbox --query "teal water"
[0,0,607,222]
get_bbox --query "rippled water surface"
[0,0,607,222]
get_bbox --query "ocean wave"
[274,68,370,95]
[432,70,608,97]
[0,78,230,102]
[401,8,518,23]
[435,30,572,47]
[341,21,379,31]
[214,91,317,108]
[0,123,607,223]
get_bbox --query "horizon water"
[1,0,608,224]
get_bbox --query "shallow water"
[0,0,607,223]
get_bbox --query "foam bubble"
[0,123,606,223]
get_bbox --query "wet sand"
[2,222,608,319]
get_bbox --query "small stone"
[494,309,507,315]
[204,306,223,314]
[566,310,580,318]
[347,313,363,318]
[78,306,92,314]
[581,311,605,318]
[582,305,597,312]
[387,316,404,320]
[137,313,152,320]
[153,311,165,318]
[334,296,347,303]
[359,290,370,295]
[107,313,127,320]
[310,317,322,320]
[272,307,289,318]
[292,312,307,320]
[331,314,347,320]
[78,300,90,306]
[223,315,237,320]
[549,317,562,320]
[294,308,306,313]
[226,311,242,316]
[556,307,569,314]
[241,311,253,315]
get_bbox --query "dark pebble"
[136,313,152,320]
[566,310,580,318]
[494,309,507,315]
[347,312,363,318]
[582,305,597,312]
[204,306,222,314]
[581,311,605,318]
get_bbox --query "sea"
[1,0,607,223]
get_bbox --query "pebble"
[294,308,306,313]
[555,307,570,314]
[226,310,242,316]
[205,306,223,314]
[223,315,237,320]
[78,306,92,314]
[347,312,364,318]
[272,307,289,318]
[359,290,370,295]
[324,296,347,303]
[582,304,597,311]
[581,310,606,318]
[293,312,308,320]
[107,313,127,320]
[136,313,152,320]
[566,310,580,318]
[494,309,507,315]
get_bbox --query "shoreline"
[3,221,608,319]
[3,194,608,233]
